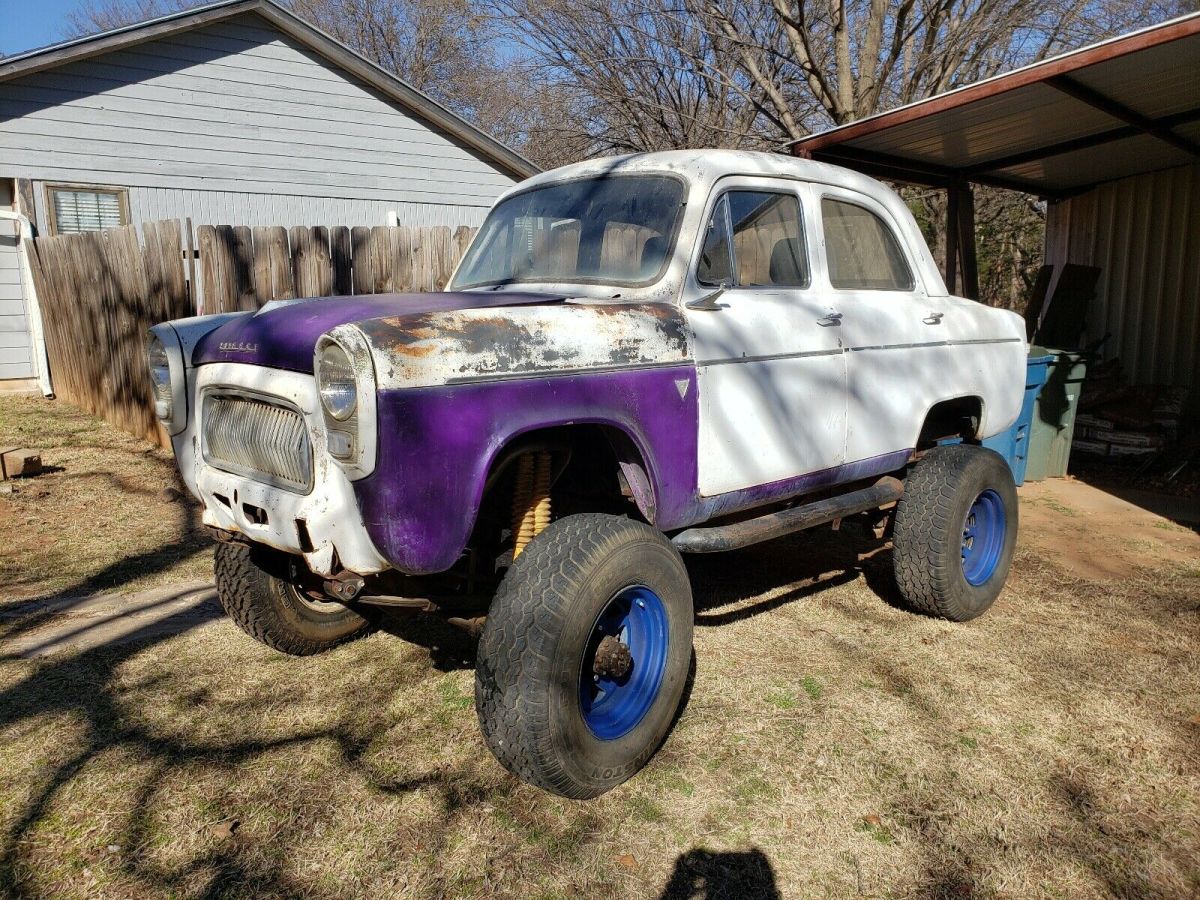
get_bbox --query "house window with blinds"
[46,186,129,234]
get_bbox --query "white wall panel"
[0,12,517,227]
[1044,162,1200,403]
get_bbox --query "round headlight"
[318,342,357,421]
[147,335,173,421]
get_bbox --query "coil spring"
[511,451,552,559]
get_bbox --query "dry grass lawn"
[0,396,212,603]
[1,396,1198,898]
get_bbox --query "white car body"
[152,150,1026,578]
[466,150,1026,498]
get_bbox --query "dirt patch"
[0,395,212,603]
[1019,477,1200,580]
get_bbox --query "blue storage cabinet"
[981,351,1053,486]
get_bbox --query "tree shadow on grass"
[0,467,210,644]
[0,485,496,894]
[5,503,1190,896]
[685,522,894,625]
[0,517,832,896]
[0,602,513,897]
[0,535,212,645]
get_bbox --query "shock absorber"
[511,451,553,559]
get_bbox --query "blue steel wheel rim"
[579,585,670,741]
[961,489,1006,586]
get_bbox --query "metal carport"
[790,13,1200,403]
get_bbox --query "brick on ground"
[0,447,42,479]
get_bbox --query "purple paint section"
[192,291,563,372]
[354,366,700,574]
[692,448,913,523]
[351,362,912,575]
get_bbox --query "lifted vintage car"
[149,151,1026,798]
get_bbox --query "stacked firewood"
[1072,358,1189,459]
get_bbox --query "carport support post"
[945,187,959,293]
[945,182,980,300]
[957,184,980,300]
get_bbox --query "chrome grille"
[202,393,313,493]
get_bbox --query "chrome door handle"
[817,312,843,326]
[923,312,945,325]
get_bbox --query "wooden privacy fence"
[25,221,190,444]
[25,218,479,445]
[196,223,477,312]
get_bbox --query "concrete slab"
[0,582,221,659]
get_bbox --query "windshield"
[450,174,686,290]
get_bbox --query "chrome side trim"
[699,336,1022,366]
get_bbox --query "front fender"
[352,365,700,574]
[356,302,690,388]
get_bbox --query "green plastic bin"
[1024,346,1088,481]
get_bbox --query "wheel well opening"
[489,425,649,518]
[468,425,654,571]
[918,397,983,448]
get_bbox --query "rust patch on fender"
[358,301,693,389]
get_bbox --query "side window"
[698,190,808,287]
[820,198,914,291]
[728,191,808,287]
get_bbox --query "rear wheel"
[475,513,693,799]
[892,445,1017,621]
[214,542,373,655]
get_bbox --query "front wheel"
[892,444,1018,621]
[214,542,374,655]
[475,514,694,799]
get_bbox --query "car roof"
[506,150,889,199]
[497,149,950,297]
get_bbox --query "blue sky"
[1,0,88,57]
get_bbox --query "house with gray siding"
[0,0,536,390]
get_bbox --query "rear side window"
[698,190,808,287]
[821,198,913,291]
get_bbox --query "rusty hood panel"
[191,291,566,373]
[346,302,693,389]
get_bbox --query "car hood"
[191,291,565,373]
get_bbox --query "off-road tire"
[213,542,373,655]
[475,514,693,799]
[892,444,1017,622]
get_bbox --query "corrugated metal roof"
[791,13,1200,196]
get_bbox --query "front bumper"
[174,362,389,577]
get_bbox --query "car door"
[685,178,848,498]
[813,188,939,463]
